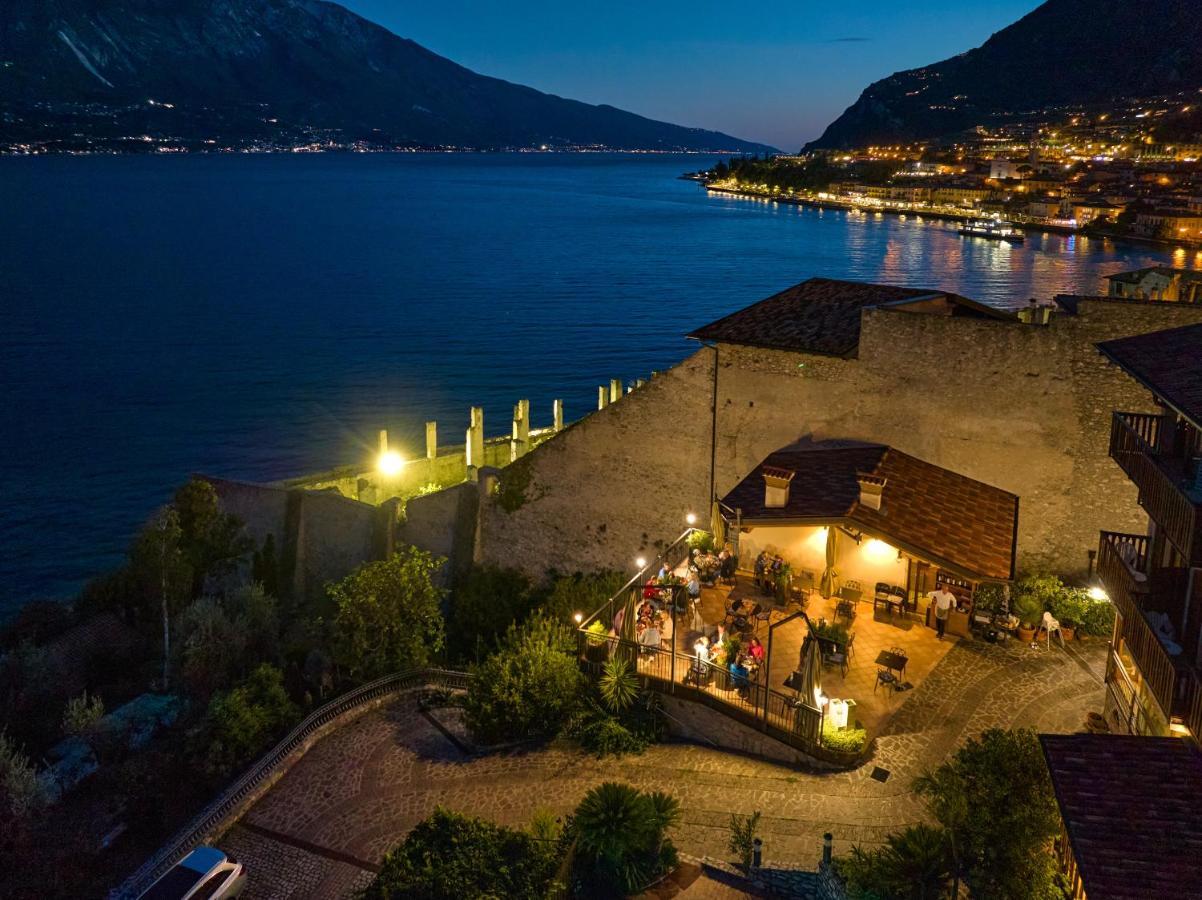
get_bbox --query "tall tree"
[172,479,252,599]
[130,508,188,689]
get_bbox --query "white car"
[139,847,247,900]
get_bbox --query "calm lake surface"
[1,153,1194,614]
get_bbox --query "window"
[190,871,230,900]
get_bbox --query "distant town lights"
[377,450,404,476]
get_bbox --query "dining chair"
[874,668,897,694]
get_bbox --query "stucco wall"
[477,299,1202,580]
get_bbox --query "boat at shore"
[959,219,1025,243]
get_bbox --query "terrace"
[577,441,1020,762]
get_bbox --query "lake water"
[0,152,1192,615]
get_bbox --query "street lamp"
[636,557,647,569]
[686,512,697,526]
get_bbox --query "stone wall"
[476,298,1202,580]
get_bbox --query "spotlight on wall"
[377,450,404,476]
[1088,586,1109,602]
[686,512,697,526]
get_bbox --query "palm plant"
[841,824,953,899]
[599,657,640,713]
[572,782,679,896]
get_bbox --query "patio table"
[874,650,908,675]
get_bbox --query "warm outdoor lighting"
[863,538,896,562]
[686,512,697,525]
[1088,586,1109,602]
[573,611,583,624]
[636,556,647,569]
[377,449,404,476]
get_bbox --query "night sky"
[341,1,1042,151]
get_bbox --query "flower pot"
[1018,624,1036,643]
[1060,625,1076,643]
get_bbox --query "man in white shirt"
[930,587,957,640]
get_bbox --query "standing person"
[930,585,957,640]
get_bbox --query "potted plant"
[1011,590,1043,643]
[585,620,609,662]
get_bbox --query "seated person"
[637,599,654,622]
[643,579,659,600]
[687,570,701,600]
[753,551,767,587]
[747,636,765,663]
[729,658,750,692]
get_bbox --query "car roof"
[139,848,228,900]
[182,847,226,873]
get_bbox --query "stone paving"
[219,635,1107,899]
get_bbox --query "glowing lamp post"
[377,450,404,477]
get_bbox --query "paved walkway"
[220,636,1107,899]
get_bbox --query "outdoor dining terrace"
[576,528,957,762]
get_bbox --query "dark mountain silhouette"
[807,0,1202,151]
[0,0,774,152]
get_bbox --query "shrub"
[687,530,715,554]
[463,616,584,745]
[728,810,762,869]
[570,782,680,897]
[0,731,42,820]
[329,547,446,681]
[913,728,1060,900]
[838,824,953,900]
[1079,598,1116,637]
[1012,574,1065,625]
[61,691,105,738]
[810,619,850,645]
[450,566,539,663]
[364,807,557,900]
[199,664,298,777]
[598,657,639,712]
[973,582,1007,616]
[542,570,626,623]
[822,721,868,754]
[1046,587,1090,628]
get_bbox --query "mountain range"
[808,0,1202,150]
[0,0,774,153]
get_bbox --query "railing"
[580,528,698,634]
[1111,412,1201,565]
[1183,668,1202,741]
[1100,532,1180,720]
[111,668,471,900]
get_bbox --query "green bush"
[329,548,446,681]
[838,824,953,900]
[913,728,1060,900]
[542,570,626,623]
[0,730,42,820]
[450,566,539,663]
[1046,587,1090,629]
[973,582,1007,616]
[687,530,715,553]
[364,807,557,900]
[822,721,868,754]
[810,619,850,646]
[463,616,584,745]
[728,810,762,869]
[570,782,680,898]
[61,691,105,738]
[1079,598,1116,637]
[198,664,298,777]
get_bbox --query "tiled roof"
[1097,322,1202,428]
[1105,265,1202,284]
[720,441,1018,581]
[1040,734,1202,900]
[687,277,1012,358]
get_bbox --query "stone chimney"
[762,466,795,509]
[856,472,886,511]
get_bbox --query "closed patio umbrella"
[710,499,726,550]
[820,527,839,599]
[799,634,824,711]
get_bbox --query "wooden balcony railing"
[1111,412,1201,565]
[1099,531,1179,718]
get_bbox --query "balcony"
[1110,412,1202,566]
[1099,531,1202,729]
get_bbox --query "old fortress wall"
[474,298,1202,581]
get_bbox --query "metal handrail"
[579,527,699,629]
[111,667,471,899]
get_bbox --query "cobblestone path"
[220,637,1106,899]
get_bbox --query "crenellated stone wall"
[476,298,1202,580]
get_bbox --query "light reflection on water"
[0,153,1195,606]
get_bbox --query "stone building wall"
[477,298,1202,580]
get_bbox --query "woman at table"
[687,569,701,602]
[747,635,765,664]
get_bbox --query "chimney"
[762,466,795,509]
[856,472,886,511]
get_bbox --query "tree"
[199,663,298,777]
[130,507,189,689]
[913,728,1060,900]
[172,478,252,599]
[330,548,446,681]
[463,615,584,745]
[363,807,557,900]
[449,566,539,663]
[839,825,953,900]
[570,782,680,897]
